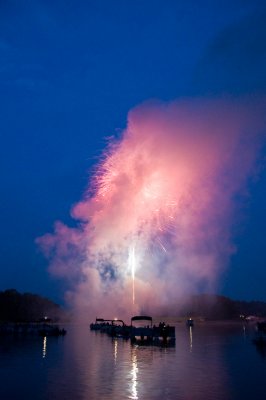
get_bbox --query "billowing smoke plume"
[37,98,265,319]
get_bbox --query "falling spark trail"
[129,246,136,305]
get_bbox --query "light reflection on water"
[0,322,266,399]
[113,338,118,364]
[42,336,47,359]
[189,326,193,352]
[130,346,138,400]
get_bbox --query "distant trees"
[0,289,63,322]
[152,294,266,320]
[1,289,265,322]
[178,294,266,320]
[235,299,266,319]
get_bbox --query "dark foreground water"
[0,321,265,400]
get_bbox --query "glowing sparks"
[129,246,136,305]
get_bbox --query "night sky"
[1,0,266,304]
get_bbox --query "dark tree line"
[147,294,266,320]
[0,289,63,322]
[1,289,265,322]
[179,294,266,320]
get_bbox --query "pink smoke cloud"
[37,97,266,319]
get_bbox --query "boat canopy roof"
[131,316,152,322]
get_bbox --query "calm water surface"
[0,321,265,400]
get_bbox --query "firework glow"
[129,246,136,305]
[37,98,265,319]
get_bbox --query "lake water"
[0,321,265,400]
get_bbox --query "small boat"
[90,318,109,331]
[186,318,194,327]
[130,316,153,343]
[90,318,130,337]
[90,315,176,345]
[130,316,175,345]
[0,322,66,336]
[101,319,128,337]
[38,325,66,336]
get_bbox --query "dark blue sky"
[1,0,266,303]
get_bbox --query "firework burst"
[37,98,266,317]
